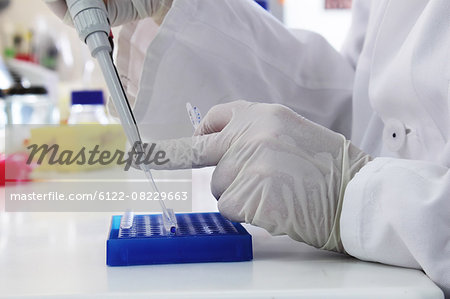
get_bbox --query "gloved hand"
[44,0,173,26]
[138,101,372,253]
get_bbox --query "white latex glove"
[43,0,172,26]
[137,101,372,252]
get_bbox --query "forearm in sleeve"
[341,158,450,297]
[131,0,356,136]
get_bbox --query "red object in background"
[325,0,352,9]
[14,53,37,63]
[0,153,34,186]
[0,154,4,186]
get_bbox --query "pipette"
[65,0,177,233]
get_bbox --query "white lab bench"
[0,169,444,298]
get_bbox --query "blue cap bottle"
[68,90,109,124]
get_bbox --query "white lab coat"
[115,0,450,295]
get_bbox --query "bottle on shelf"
[68,90,109,124]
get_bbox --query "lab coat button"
[383,119,406,152]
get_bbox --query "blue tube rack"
[107,213,253,266]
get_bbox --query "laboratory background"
[0,0,446,298]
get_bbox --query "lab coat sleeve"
[340,0,372,69]
[341,158,450,297]
[131,0,356,137]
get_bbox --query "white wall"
[284,0,352,50]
